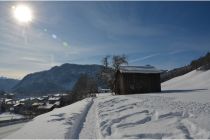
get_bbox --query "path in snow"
[78,98,99,139]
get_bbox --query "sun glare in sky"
[12,4,33,24]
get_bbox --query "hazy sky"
[0,1,210,79]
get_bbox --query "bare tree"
[112,54,128,71]
[101,55,110,69]
[100,55,113,88]
[100,54,128,90]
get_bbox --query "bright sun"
[12,4,33,24]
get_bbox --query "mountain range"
[10,63,103,97]
[0,77,19,92]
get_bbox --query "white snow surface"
[0,112,24,121]
[95,69,210,139]
[5,69,210,139]
[6,98,93,139]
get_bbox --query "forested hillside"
[161,52,210,82]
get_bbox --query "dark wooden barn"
[114,66,164,95]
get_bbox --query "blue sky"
[0,1,210,79]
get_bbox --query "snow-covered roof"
[54,101,60,106]
[52,93,68,97]
[4,93,14,96]
[53,94,61,97]
[42,96,48,98]
[48,97,61,101]
[5,99,13,102]
[37,97,44,101]
[13,103,20,107]
[30,97,37,100]
[32,102,44,106]
[119,66,164,74]
[14,103,24,107]
[6,100,16,105]
[19,99,27,102]
[37,104,55,109]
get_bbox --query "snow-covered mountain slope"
[0,78,19,92]
[13,63,102,97]
[161,69,210,103]
[162,69,210,90]
[5,69,210,139]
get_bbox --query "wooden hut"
[114,66,164,95]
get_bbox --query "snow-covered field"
[0,112,24,121]
[96,94,210,139]
[96,70,210,139]
[5,69,210,139]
